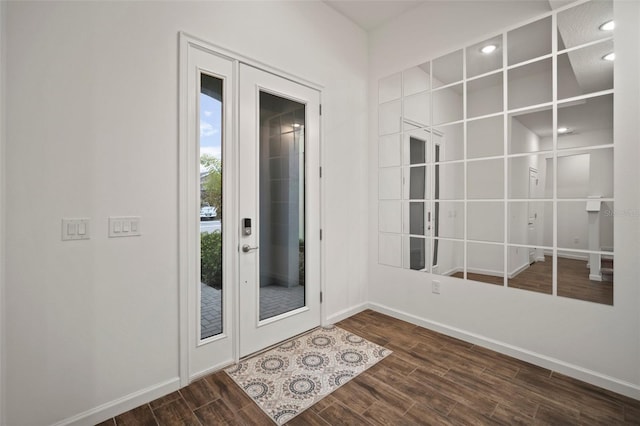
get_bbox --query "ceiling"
[323,0,426,31]
[323,0,565,31]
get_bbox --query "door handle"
[242,244,259,253]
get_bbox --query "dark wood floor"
[97,310,640,425]
[452,256,613,305]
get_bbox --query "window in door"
[199,73,223,340]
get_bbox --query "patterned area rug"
[225,325,391,425]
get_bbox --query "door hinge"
[319,166,322,178]
[320,229,323,240]
[319,104,322,115]
[320,291,323,303]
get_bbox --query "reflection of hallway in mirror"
[451,256,613,305]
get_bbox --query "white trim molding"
[368,302,640,400]
[51,378,180,426]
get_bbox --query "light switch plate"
[62,218,90,241]
[109,216,141,238]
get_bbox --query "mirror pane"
[403,92,431,127]
[507,246,552,294]
[403,63,431,96]
[403,201,426,235]
[468,159,504,199]
[379,167,401,200]
[557,94,613,150]
[557,0,613,51]
[558,41,613,101]
[406,166,427,200]
[379,100,401,135]
[557,250,613,305]
[433,49,463,88]
[379,134,401,167]
[508,201,552,246]
[508,155,552,199]
[508,16,552,65]
[508,107,553,154]
[467,73,503,118]
[379,200,402,234]
[433,84,463,125]
[557,201,614,251]
[434,201,464,240]
[466,242,504,285]
[379,233,402,267]
[379,73,402,103]
[466,35,503,78]
[403,129,430,165]
[436,162,464,200]
[432,239,464,276]
[403,236,430,271]
[557,148,613,198]
[433,123,464,162]
[468,202,504,242]
[467,116,504,159]
[508,58,552,110]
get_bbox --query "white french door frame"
[178,33,325,386]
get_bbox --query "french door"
[238,64,321,357]
[182,39,322,381]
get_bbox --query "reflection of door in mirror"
[528,168,538,264]
[433,142,440,268]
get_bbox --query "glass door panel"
[199,73,223,340]
[259,92,306,320]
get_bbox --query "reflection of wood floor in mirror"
[451,256,613,305]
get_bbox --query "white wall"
[369,0,640,398]
[4,1,368,425]
[0,1,5,423]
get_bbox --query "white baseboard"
[508,262,530,279]
[326,302,368,324]
[589,273,603,282]
[466,267,503,278]
[558,252,589,261]
[190,359,235,382]
[440,267,463,276]
[367,302,640,400]
[52,378,180,426]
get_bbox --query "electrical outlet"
[432,280,441,294]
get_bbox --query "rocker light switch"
[109,216,141,238]
[62,218,90,241]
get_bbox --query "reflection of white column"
[586,196,602,281]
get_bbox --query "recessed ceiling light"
[558,127,571,134]
[480,44,497,54]
[599,20,615,31]
[293,123,301,128]
[602,52,615,61]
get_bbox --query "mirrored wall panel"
[467,116,504,159]
[508,17,552,66]
[403,236,430,271]
[466,242,505,285]
[377,0,615,305]
[557,250,613,305]
[557,95,613,150]
[507,246,552,295]
[433,50,463,88]
[431,239,464,276]
[467,35,503,78]
[433,123,464,162]
[508,201,552,247]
